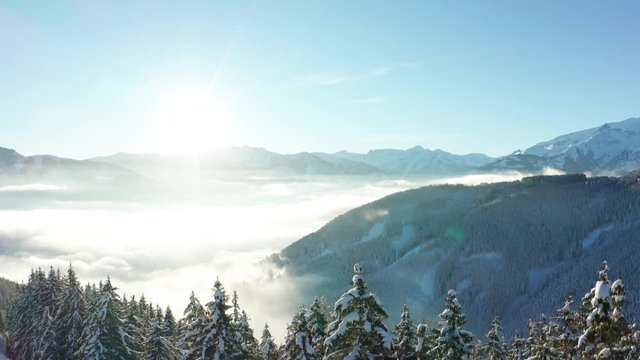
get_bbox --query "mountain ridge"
[3,116,639,179]
[268,171,640,336]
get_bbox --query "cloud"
[0,176,430,339]
[427,168,566,186]
[0,184,65,192]
[285,61,418,87]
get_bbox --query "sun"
[147,86,234,154]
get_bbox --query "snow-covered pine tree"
[5,274,31,359]
[523,315,556,359]
[227,290,243,359]
[283,308,316,360]
[509,330,525,360]
[415,322,437,360]
[201,280,232,359]
[427,289,474,359]
[77,278,132,359]
[144,307,177,360]
[53,265,86,360]
[139,295,152,340]
[324,263,393,359]
[227,291,258,359]
[577,261,632,358]
[237,310,259,359]
[393,304,417,359]
[163,306,178,342]
[32,267,62,360]
[306,297,330,356]
[258,323,280,360]
[177,291,206,360]
[124,295,146,357]
[479,317,507,360]
[548,295,579,358]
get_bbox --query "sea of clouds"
[0,169,559,339]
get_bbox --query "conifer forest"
[1,261,638,360]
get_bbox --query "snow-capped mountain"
[482,117,640,174]
[4,116,640,183]
[94,146,495,178]
[316,146,494,176]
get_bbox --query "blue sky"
[1,0,639,158]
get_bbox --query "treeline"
[2,261,639,359]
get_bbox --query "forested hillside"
[271,172,640,337]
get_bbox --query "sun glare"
[147,86,233,154]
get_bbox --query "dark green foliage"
[54,266,86,360]
[144,307,177,360]
[306,297,330,356]
[480,317,508,360]
[282,309,316,360]
[427,289,474,359]
[5,261,640,360]
[394,304,417,359]
[177,292,206,360]
[258,323,280,360]
[324,264,393,359]
[124,295,146,357]
[163,306,178,340]
[78,278,132,359]
[201,280,232,359]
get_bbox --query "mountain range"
[1,117,639,183]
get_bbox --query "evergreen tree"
[124,295,146,358]
[237,310,259,359]
[226,291,257,359]
[393,304,417,360]
[509,330,525,360]
[480,317,507,360]
[163,306,178,341]
[283,309,316,360]
[139,294,152,339]
[144,307,177,360]
[415,322,437,360]
[324,263,393,359]
[201,280,232,359]
[523,315,556,360]
[78,278,132,359]
[54,265,87,360]
[427,289,474,359]
[549,295,579,358]
[177,292,206,360]
[306,297,330,356]
[258,323,280,360]
[577,261,631,358]
[6,277,31,359]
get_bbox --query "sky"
[1,0,639,158]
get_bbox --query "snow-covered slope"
[482,117,640,174]
[270,172,640,336]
